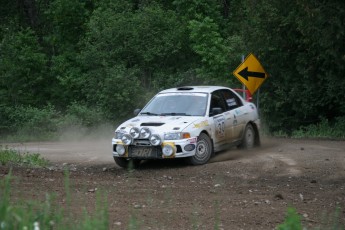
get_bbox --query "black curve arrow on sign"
[238,67,265,81]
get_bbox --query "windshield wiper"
[140,112,159,116]
[160,113,191,116]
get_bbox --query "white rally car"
[112,86,260,168]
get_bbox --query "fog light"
[121,134,132,145]
[130,127,140,138]
[116,144,126,156]
[115,131,124,139]
[162,143,175,157]
[184,144,195,151]
[150,134,162,146]
[140,127,151,139]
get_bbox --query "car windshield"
[140,93,208,116]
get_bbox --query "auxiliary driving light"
[130,127,140,138]
[149,134,162,146]
[121,134,132,145]
[162,143,175,157]
[116,144,126,156]
[140,127,151,139]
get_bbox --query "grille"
[133,139,151,146]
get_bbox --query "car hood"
[117,115,204,133]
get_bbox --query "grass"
[289,117,345,139]
[277,207,303,230]
[0,170,109,230]
[0,146,48,167]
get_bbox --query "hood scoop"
[141,122,165,127]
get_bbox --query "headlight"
[140,127,151,139]
[115,131,124,139]
[162,143,175,157]
[149,134,162,146]
[130,127,140,138]
[116,145,126,155]
[121,134,132,145]
[164,132,180,140]
[164,132,191,140]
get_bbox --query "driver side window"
[209,91,227,116]
[221,89,243,111]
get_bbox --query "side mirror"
[211,107,223,116]
[133,109,141,116]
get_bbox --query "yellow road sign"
[233,53,268,95]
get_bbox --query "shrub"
[0,146,48,167]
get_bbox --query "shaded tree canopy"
[1,0,344,135]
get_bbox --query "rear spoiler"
[233,89,252,102]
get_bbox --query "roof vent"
[177,87,194,91]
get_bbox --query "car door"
[208,91,228,147]
[220,89,246,142]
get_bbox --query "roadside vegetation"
[1,1,344,141]
[0,146,48,167]
[271,116,345,140]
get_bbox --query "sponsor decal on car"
[193,120,209,128]
[188,137,197,143]
[214,115,225,138]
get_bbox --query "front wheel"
[238,123,255,149]
[114,157,141,169]
[188,133,213,165]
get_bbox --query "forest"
[1,0,344,140]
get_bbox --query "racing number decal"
[214,115,225,138]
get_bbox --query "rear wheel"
[188,133,213,165]
[238,123,255,149]
[114,157,141,169]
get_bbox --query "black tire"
[114,157,141,169]
[188,133,213,165]
[238,123,255,149]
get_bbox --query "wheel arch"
[199,130,215,155]
[248,121,260,147]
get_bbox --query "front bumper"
[112,137,197,159]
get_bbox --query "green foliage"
[44,0,89,51]
[246,0,345,134]
[277,207,302,230]
[277,207,345,230]
[0,28,48,107]
[0,147,48,167]
[292,117,345,139]
[64,102,103,127]
[188,16,230,78]
[3,105,59,140]
[0,104,106,141]
[0,0,345,137]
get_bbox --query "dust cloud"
[210,137,281,163]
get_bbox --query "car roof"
[158,86,233,94]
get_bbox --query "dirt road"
[2,138,345,229]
